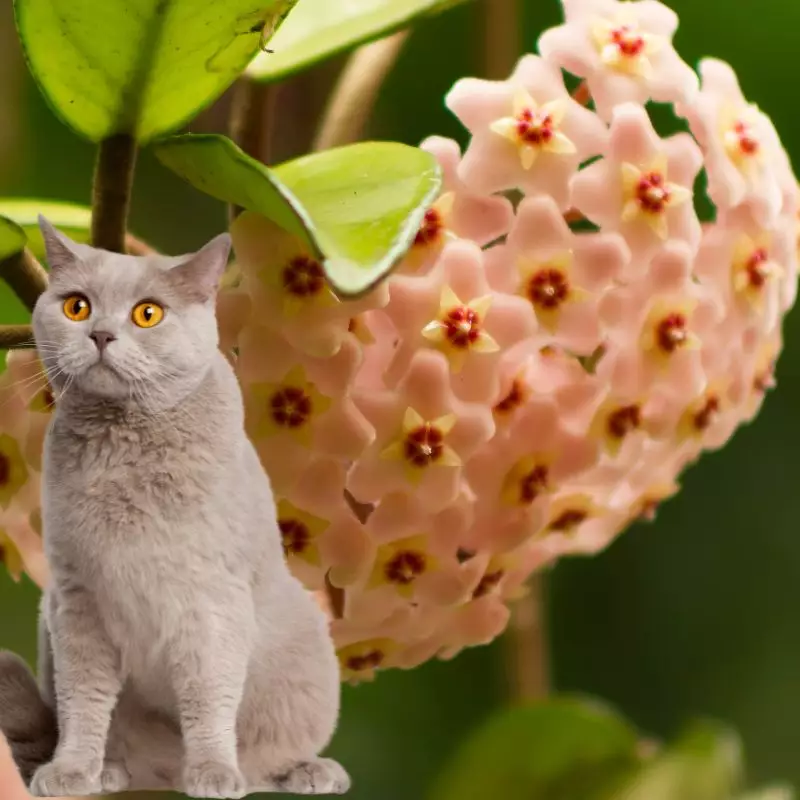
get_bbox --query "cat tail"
[0,651,57,784]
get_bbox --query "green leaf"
[616,721,743,800]
[153,133,441,295]
[428,698,642,800]
[0,199,92,260]
[247,0,470,83]
[0,217,26,262]
[14,0,298,143]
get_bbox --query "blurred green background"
[1,0,800,796]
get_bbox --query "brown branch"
[0,248,48,310]
[313,30,410,152]
[125,233,157,256]
[228,77,279,223]
[483,0,520,79]
[91,133,137,253]
[0,324,36,349]
[505,574,550,701]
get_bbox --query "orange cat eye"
[131,301,165,329]
[62,294,91,322]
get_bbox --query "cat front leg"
[170,604,253,799]
[30,587,124,797]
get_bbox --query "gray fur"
[0,219,348,797]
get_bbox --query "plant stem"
[228,77,278,223]
[0,324,36,349]
[312,30,410,153]
[91,134,137,253]
[483,0,520,79]
[0,249,48,310]
[124,233,157,256]
[505,574,550,701]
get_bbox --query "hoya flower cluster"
[1,0,797,683]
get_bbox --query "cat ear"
[166,233,231,304]
[38,215,81,272]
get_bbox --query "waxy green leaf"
[247,0,470,83]
[153,133,441,295]
[14,0,298,142]
[0,199,92,260]
[429,698,641,800]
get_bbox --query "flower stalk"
[0,324,35,349]
[0,248,48,311]
[313,30,410,152]
[91,133,137,253]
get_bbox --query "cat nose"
[90,330,116,352]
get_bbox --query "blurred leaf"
[14,0,298,143]
[247,0,470,82]
[428,697,641,800]
[0,199,92,260]
[153,133,441,295]
[736,789,795,800]
[0,217,26,262]
[615,721,743,800]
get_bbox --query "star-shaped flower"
[400,136,514,274]
[348,349,494,511]
[231,212,388,358]
[538,0,699,120]
[446,54,607,208]
[484,195,628,352]
[678,58,793,228]
[570,103,702,267]
[383,239,535,404]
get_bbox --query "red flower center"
[636,172,670,213]
[611,25,646,57]
[279,519,311,556]
[549,509,588,532]
[733,120,759,156]
[473,570,505,599]
[607,404,642,439]
[384,550,427,585]
[443,306,482,349]
[527,268,569,310]
[693,395,720,431]
[656,313,689,353]
[0,454,9,488]
[270,387,313,428]
[519,465,549,504]
[404,424,445,468]
[494,378,527,416]
[282,255,325,297]
[414,208,445,247]
[515,108,555,145]
[346,649,385,673]
[745,248,770,288]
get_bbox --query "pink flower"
[571,103,702,268]
[538,0,698,120]
[446,54,607,208]
[237,326,374,494]
[382,238,535,403]
[485,195,629,354]
[401,136,515,273]
[231,212,389,358]
[678,58,790,229]
[347,349,494,511]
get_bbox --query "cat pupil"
[143,306,153,320]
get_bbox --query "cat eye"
[131,301,165,329]
[62,294,91,322]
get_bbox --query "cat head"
[32,217,231,410]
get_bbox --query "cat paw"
[184,760,247,799]
[29,760,101,796]
[101,760,131,793]
[270,758,351,795]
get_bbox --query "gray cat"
[0,219,349,797]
